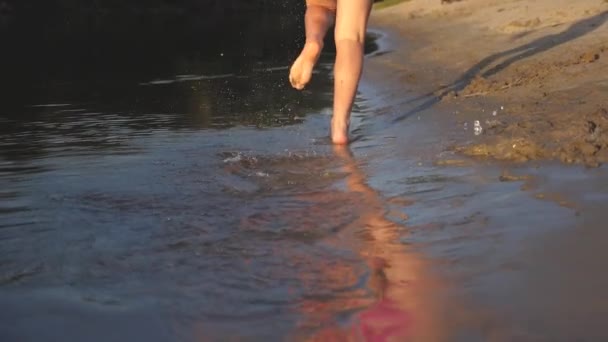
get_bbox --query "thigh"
[306,0,337,11]
[334,0,372,41]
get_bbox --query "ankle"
[331,117,349,128]
[303,39,323,55]
[331,118,350,144]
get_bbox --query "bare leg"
[289,5,335,90]
[331,0,372,144]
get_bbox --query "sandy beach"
[351,1,608,340]
[371,0,608,166]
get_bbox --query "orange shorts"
[306,0,337,10]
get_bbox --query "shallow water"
[2,18,608,341]
[0,22,408,340]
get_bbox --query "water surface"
[3,14,605,342]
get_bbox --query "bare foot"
[289,41,322,90]
[331,118,350,144]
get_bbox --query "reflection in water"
[0,9,394,338]
[284,146,450,341]
[1,8,599,339]
[0,9,469,338]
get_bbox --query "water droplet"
[223,153,242,163]
[474,120,483,136]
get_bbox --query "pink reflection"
[300,145,443,341]
[354,298,411,341]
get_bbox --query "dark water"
[3,11,602,342]
[0,16,407,341]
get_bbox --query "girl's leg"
[289,4,335,90]
[331,0,372,144]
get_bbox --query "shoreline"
[356,2,608,339]
[367,0,608,167]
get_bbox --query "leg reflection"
[305,145,447,341]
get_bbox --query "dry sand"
[370,0,608,166]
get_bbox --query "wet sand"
[357,0,608,340]
[371,0,608,166]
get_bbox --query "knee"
[334,29,366,45]
[334,33,365,46]
[334,35,365,49]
